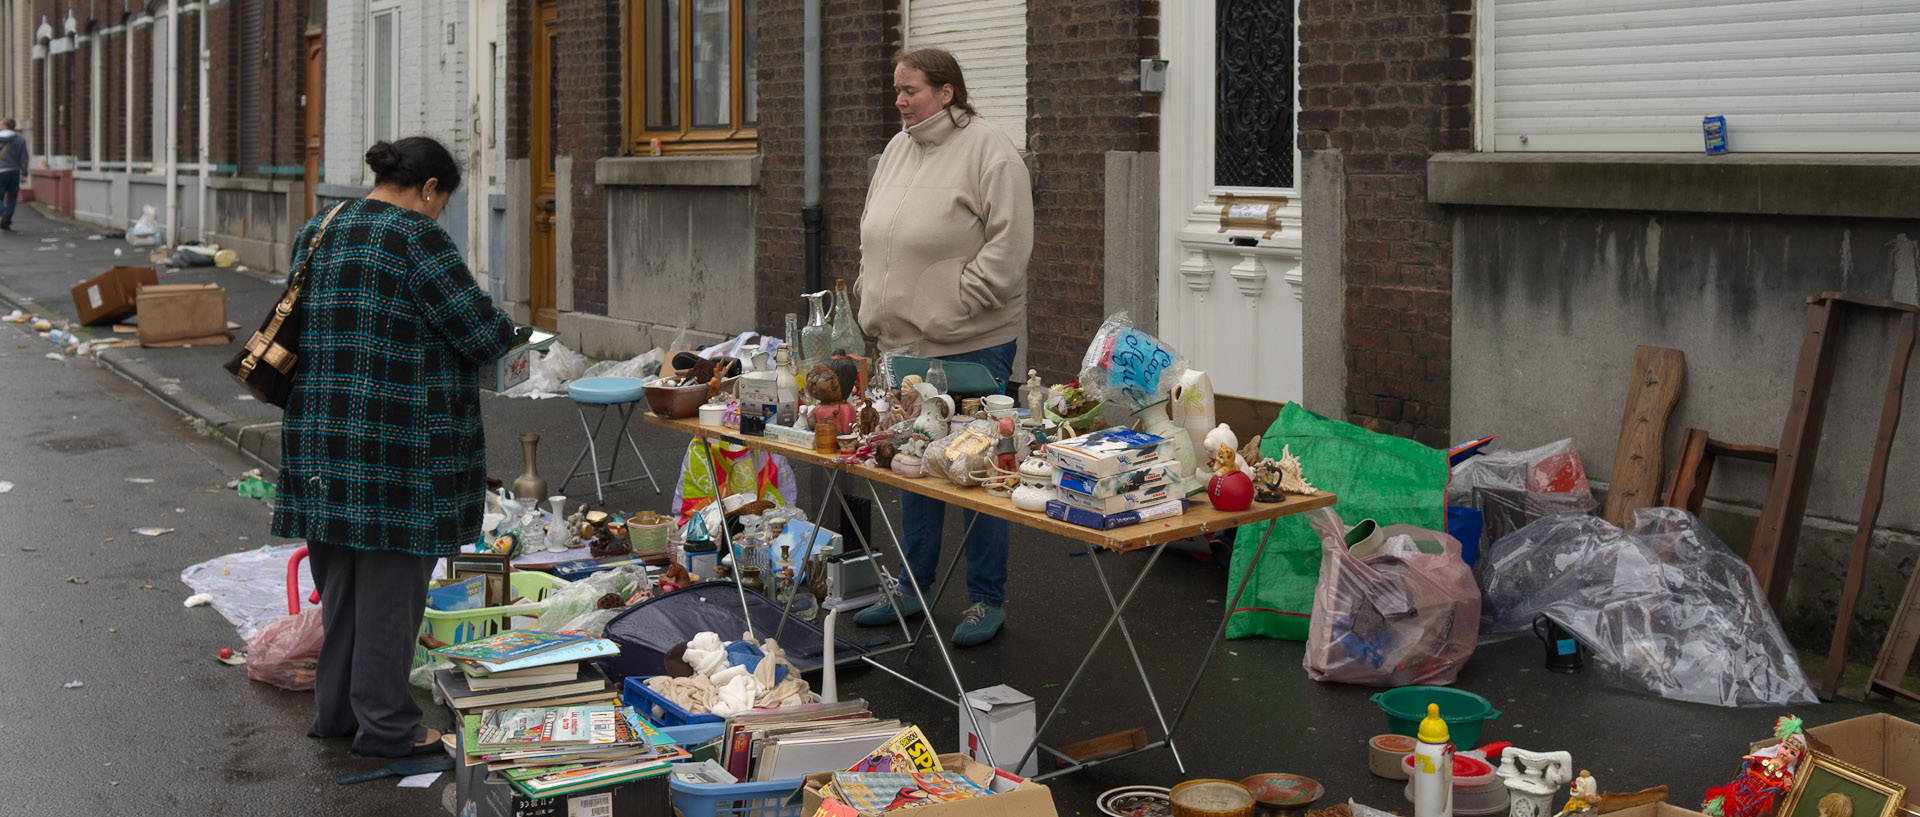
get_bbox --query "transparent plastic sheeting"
[180,543,316,640]
[1478,508,1817,707]
[1446,438,1599,563]
[1075,311,1191,412]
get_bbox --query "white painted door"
[1158,1,1304,404]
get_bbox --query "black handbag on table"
[222,204,344,408]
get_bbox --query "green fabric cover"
[1225,403,1450,640]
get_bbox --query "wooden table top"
[643,412,1336,552]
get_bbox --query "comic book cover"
[847,725,942,773]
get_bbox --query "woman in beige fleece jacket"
[852,48,1034,647]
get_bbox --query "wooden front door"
[528,0,558,330]
[303,32,324,220]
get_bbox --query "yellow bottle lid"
[1417,702,1450,743]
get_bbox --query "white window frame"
[366,1,402,153]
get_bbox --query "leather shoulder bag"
[222,203,345,408]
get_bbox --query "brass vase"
[512,433,549,500]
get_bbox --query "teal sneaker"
[851,590,925,626]
[951,602,1005,647]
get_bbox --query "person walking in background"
[0,118,30,231]
[851,48,1034,646]
[273,136,522,758]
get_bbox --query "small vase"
[512,434,548,500]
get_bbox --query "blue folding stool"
[558,376,661,503]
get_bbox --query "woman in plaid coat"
[272,136,519,758]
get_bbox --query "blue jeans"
[0,172,18,224]
[899,339,1016,607]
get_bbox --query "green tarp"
[1225,403,1450,640]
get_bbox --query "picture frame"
[449,551,514,608]
[1778,752,1909,817]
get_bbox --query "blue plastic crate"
[624,675,724,726]
[660,722,804,817]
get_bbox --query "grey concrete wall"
[1103,151,1159,337]
[209,181,294,273]
[502,159,531,323]
[1449,205,1920,653]
[600,183,758,359]
[1300,149,1348,418]
[488,193,509,303]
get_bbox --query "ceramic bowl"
[1169,779,1255,817]
[1239,773,1323,815]
[1098,785,1173,817]
[645,375,739,419]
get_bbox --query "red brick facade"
[555,0,624,317]
[1296,0,1469,447]
[24,0,302,175]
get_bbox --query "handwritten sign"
[1105,327,1176,398]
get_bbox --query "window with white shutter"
[1483,0,1920,152]
[905,0,1027,150]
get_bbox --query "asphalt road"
[2,202,1916,816]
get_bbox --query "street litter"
[132,527,175,536]
[183,593,212,608]
[62,680,83,689]
[125,477,155,483]
[0,481,12,493]
[2,310,23,322]
[125,206,161,246]
[66,576,88,584]
[215,647,247,666]
[397,772,443,788]
[180,544,315,639]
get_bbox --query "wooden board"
[1602,346,1685,528]
[644,412,1336,553]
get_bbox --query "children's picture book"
[847,725,941,774]
[453,637,620,674]
[428,629,589,664]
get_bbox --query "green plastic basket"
[420,571,572,649]
[1371,685,1501,749]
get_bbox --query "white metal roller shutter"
[1486,0,1920,152]
[906,0,1028,150]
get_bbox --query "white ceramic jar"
[1012,455,1055,511]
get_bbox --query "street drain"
[39,436,130,453]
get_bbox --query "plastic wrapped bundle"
[1478,508,1816,707]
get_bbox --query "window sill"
[596,155,760,188]
[1427,153,1920,221]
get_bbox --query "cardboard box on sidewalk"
[959,684,1038,777]
[70,266,158,325]
[1754,714,1920,817]
[802,752,1055,817]
[1605,802,1716,817]
[136,283,231,346]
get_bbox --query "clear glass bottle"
[830,278,862,358]
[784,312,802,357]
[926,358,949,395]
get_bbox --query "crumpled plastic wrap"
[501,341,592,398]
[1304,509,1481,687]
[924,420,1000,486]
[180,543,316,640]
[1075,311,1190,411]
[1448,438,1598,563]
[1478,507,1817,707]
[534,564,655,635]
[246,606,324,691]
[580,347,665,382]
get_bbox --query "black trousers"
[305,542,437,757]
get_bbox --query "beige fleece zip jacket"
[856,109,1033,358]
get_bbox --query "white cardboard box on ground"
[960,683,1038,777]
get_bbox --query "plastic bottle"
[1412,703,1454,817]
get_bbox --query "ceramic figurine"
[1200,423,1248,478]
[562,505,588,549]
[1206,442,1254,511]
[1498,747,1575,817]
[994,416,1019,472]
[873,437,898,469]
[1012,454,1055,511]
[1021,368,1045,422]
[1559,771,1598,815]
[910,381,951,438]
[1169,369,1217,452]
[806,363,858,434]
[858,402,881,436]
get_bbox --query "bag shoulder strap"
[286,202,347,293]
[236,203,347,377]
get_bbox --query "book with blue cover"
[428,629,590,664]
[456,637,622,674]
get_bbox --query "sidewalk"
[4,200,1916,811]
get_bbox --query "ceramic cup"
[836,433,859,453]
[983,394,1015,414]
[698,403,725,427]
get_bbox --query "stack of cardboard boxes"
[69,265,232,347]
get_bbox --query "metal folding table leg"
[1083,544,1186,773]
[1166,519,1280,738]
[902,511,981,665]
[596,403,662,493]
[1016,542,1169,777]
[560,402,615,503]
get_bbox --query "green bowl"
[1370,685,1501,749]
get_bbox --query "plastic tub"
[420,571,571,648]
[656,722,805,817]
[623,675,724,726]
[1370,685,1501,749]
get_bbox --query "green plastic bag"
[1226,403,1449,640]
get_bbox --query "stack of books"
[721,700,935,783]
[431,630,623,711]
[462,703,689,798]
[1043,428,1190,529]
[821,769,995,811]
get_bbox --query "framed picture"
[1778,753,1909,817]
[450,552,514,608]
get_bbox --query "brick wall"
[553,0,623,316]
[131,18,149,162]
[1296,0,1469,448]
[206,2,232,169]
[753,0,899,335]
[505,0,530,160]
[103,18,123,162]
[1025,0,1158,380]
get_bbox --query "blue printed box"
[1044,498,1188,531]
[1052,461,1181,498]
[1056,481,1177,515]
[1045,428,1176,478]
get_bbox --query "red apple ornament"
[1207,442,1254,511]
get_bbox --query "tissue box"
[1045,428,1175,477]
[959,684,1038,777]
[1044,498,1187,530]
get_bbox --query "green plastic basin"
[1370,685,1501,749]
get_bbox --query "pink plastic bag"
[1304,509,1481,687]
[246,606,324,691]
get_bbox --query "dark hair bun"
[365,142,402,176]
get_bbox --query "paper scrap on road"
[63,680,84,689]
[396,773,441,788]
[133,527,175,536]
[183,593,212,607]
[0,481,12,493]
[126,477,155,483]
